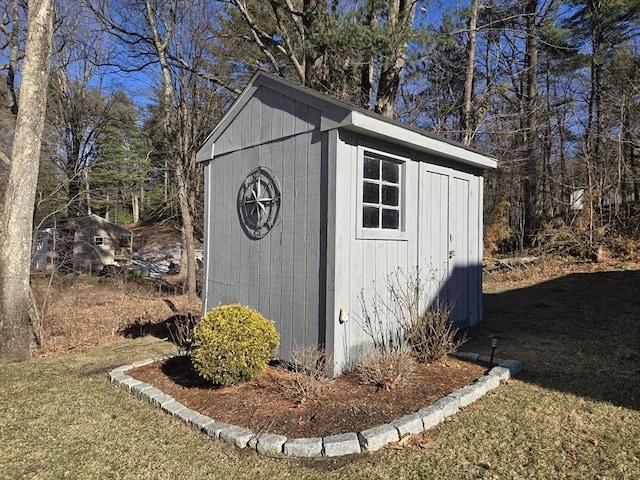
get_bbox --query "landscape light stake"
[488,337,498,369]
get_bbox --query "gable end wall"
[203,86,324,361]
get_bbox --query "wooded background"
[2,0,640,267]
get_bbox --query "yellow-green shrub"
[191,304,279,386]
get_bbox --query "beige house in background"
[32,214,133,274]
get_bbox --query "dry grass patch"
[30,274,199,356]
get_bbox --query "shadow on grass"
[481,269,640,411]
[118,313,197,344]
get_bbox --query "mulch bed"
[129,355,487,438]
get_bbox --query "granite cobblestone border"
[108,352,522,457]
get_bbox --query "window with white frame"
[361,153,402,231]
[94,236,104,246]
[35,233,46,251]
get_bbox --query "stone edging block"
[323,432,361,457]
[391,413,424,437]
[254,433,288,456]
[219,425,254,449]
[283,437,323,457]
[109,351,521,457]
[417,404,445,430]
[358,424,400,452]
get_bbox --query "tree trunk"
[461,0,479,146]
[132,192,140,223]
[144,0,198,302]
[176,151,197,302]
[5,0,20,115]
[0,0,53,363]
[303,0,328,89]
[522,0,540,245]
[374,0,416,118]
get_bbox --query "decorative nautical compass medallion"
[237,166,282,239]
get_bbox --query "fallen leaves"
[386,432,432,450]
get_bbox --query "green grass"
[2,265,640,479]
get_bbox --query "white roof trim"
[345,112,497,170]
[195,77,261,163]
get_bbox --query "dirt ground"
[129,354,486,438]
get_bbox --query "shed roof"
[196,71,497,170]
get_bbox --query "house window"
[361,153,402,230]
[36,233,46,251]
[94,236,104,246]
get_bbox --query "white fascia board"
[195,73,262,163]
[196,140,214,163]
[345,111,497,170]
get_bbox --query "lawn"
[1,260,639,479]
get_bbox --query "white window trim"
[94,236,105,246]
[356,146,408,241]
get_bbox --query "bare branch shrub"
[356,347,416,391]
[168,314,196,356]
[387,267,466,362]
[404,299,466,363]
[358,266,465,366]
[358,288,404,355]
[29,267,63,351]
[356,284,417,389]
[29,286,45,350]
[278,344,332,402]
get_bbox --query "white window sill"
[356,228,408,241]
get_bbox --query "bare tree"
[0,0,53,363]
[0,0,22,116]
[88,0,224,301]
[521,0,541,244]
[0,0,24,198]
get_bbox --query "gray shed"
[196,71,497,373]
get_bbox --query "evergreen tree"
[212,0,422,117]
[88,92,150,224]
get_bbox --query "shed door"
[419,167,473,327]
[447,176,470,326]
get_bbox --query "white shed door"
[447,175,470,325]
[419,166,474,326]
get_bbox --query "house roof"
[78,214,133,236]
[196,71,497,170]
[40,214,133,236]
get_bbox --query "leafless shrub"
[404,299,466,363]
[356,347,416,391]
[168,314,197,356]
[29,268,62,351]
[29,286,45,350]
[358,288,404,355]
[278,344,332,402]
[388,267,465,362]
[358,266,465,366]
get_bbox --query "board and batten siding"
[202,85,324,359]
[328,131,419,373]
[418,164,483,328]
[326,131,485,372]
